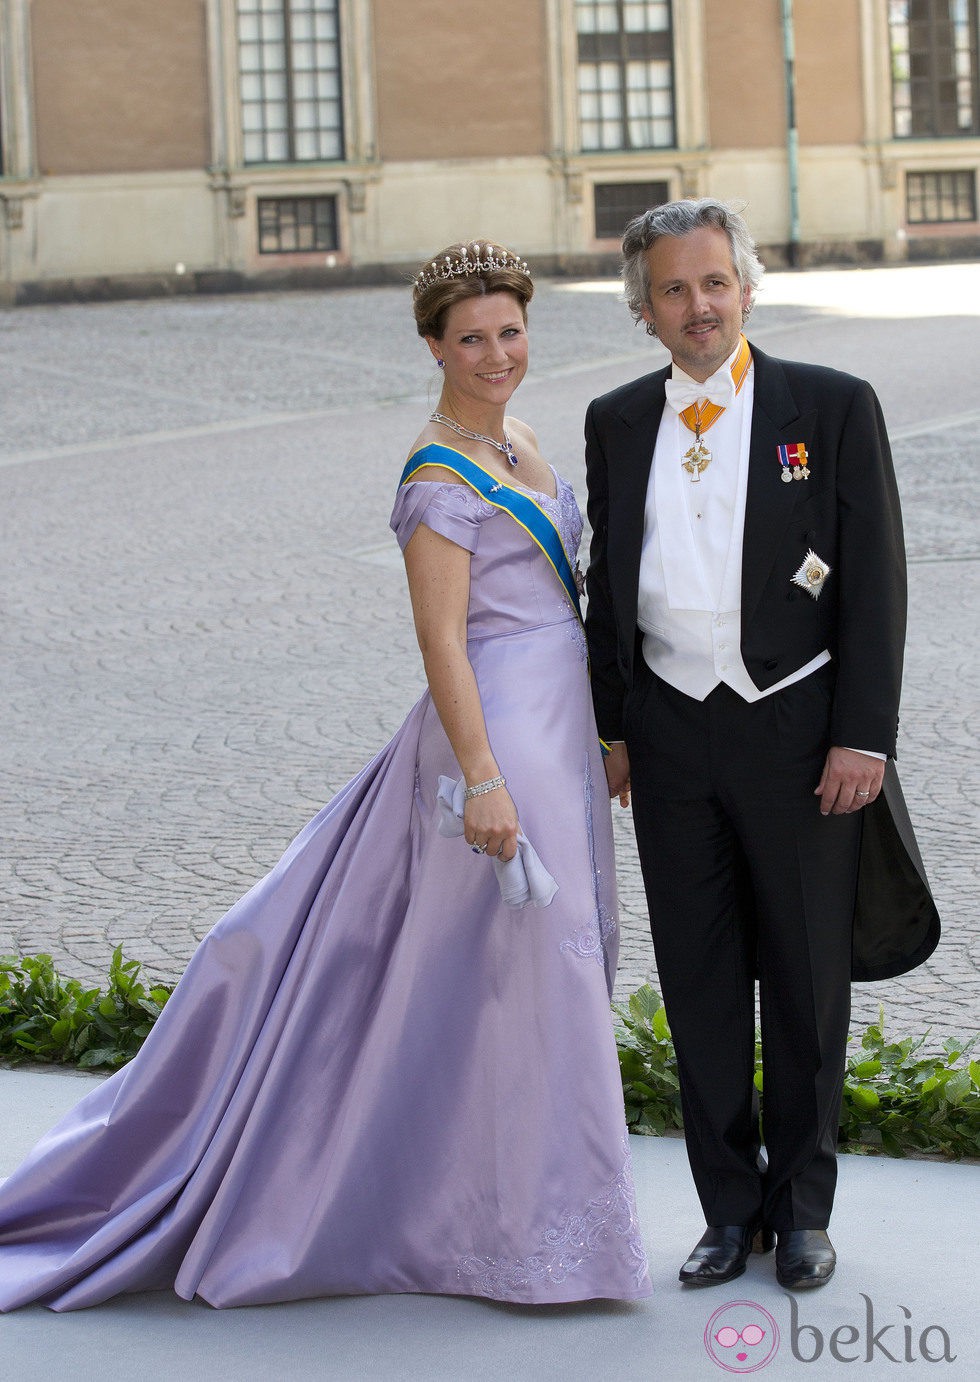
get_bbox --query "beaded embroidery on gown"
[0,465,651,1311]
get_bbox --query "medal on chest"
[682,430,712,482]
[777,442,810,482]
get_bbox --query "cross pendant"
[682,438,711,482]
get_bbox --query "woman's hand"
[464,787,520,862]
[603,742,631,808]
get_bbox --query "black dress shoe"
[678,1223,775,1287]
[776,1229,836,1289]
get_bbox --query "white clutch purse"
[435,776,558,910]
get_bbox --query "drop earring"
[437,359,445,368]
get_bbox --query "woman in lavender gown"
[0,242,651,1311]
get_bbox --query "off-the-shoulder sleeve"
[389,482,492,554]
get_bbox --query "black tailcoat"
[584,343,939,981]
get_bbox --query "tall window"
[576,1,675,152]
[237,0,344,163]
[889,0,980,137]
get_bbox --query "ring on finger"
[855,790,871,798]
[472,841,488,855]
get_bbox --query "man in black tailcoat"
[584,199,939,1290]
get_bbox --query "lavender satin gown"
[0,473,651,1311]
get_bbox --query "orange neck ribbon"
[677,334,752,437]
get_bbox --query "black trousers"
[624,662,862,1230]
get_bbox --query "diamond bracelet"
[463,775,506,800]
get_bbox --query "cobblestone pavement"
[1,263,978,1048]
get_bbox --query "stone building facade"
[0,0,977,301]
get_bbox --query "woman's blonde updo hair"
[412,240,534,340]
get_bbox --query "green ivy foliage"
[614,984,980,1161]
[612,983,685,1137]
[0,948,173,1069]
[838,1019,980,1159]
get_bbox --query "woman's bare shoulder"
[405,426,467,486]
[505,416,539,449]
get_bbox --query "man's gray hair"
[622,198,765,336]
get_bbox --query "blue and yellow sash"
[399,442,582,621]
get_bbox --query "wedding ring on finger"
[855,791,871,798]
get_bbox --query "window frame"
[905,167,978,221]
[593,178,669,239]
[236,0,346,166]
[889,0,980,139]
[256,193,340,252]
[575,0,676,153]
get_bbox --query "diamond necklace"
[429,411,519,467]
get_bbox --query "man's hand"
[815,747,885,816]
[604,741,631,808]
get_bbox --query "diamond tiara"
[412,242,531,295]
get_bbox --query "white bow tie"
[665,375,735,413]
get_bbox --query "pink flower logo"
[704,1300,780,1373]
